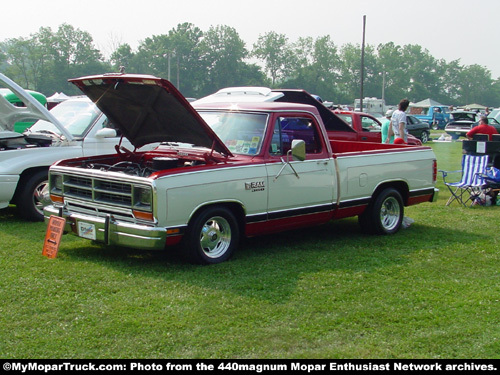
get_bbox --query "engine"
[71,153,208,178]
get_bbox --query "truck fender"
[186,201,246,235]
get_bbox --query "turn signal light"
[50,194,64,204]
[133,210,154,221]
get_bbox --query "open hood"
[0,73,72,140]
[69,74,232,156]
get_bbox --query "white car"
[0,73,145,221]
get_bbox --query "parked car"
[0,86,47,133]
[445,111,479,139]
[0,73,157,221]
[406,115,431,143]
[488,108,500,123]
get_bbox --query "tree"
[110,43,135,72]
[252,31,293,86]
[336,43,363,104]
[198,25,249,95]
[2,22,499,107]
[167,23,204,96]
[458,64,494,106]
[284,36,340,101]
[52,24,103,67]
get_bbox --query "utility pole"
[382,71,385,102]
[360,15,366,112]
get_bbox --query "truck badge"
[245,181,265,192]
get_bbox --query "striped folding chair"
[439,154,489,207]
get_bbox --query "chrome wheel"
[184,205,240,264]
[34,179,51,216]
[359,188,403,235]
[380,196,401,232]
[199,215,232,259]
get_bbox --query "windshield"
[199,111,268,155]
[28,99,101,138]
[453,112,477,121]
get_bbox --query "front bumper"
[44,205,168,250]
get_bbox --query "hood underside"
[69,74,231,156]
[0,73,68,138]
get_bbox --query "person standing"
[386,99,410,144]
[381,110,394,144]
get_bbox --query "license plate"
[78,222,96,240]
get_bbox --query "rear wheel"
[359,188,404,235]
[420,130,430,143]
[183,206,240,264]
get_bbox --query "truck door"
[265,114,336,228]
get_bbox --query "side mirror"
[95,128,117,138]
[291,139,306,161]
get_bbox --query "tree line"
[1,23,499,107]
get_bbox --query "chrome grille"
[52,173,152,215]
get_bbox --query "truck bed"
[329,139,426,154]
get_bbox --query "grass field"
[1,140,499,359]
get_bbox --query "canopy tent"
[46,92,71,109]
[409,98,445,108]
[47,92,70,103]
[464,103,487,110]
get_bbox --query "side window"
[269,119,282,155]
[360,116,381,132]
[269,116,322,155]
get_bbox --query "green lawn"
[1,140,499,359]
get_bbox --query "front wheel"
[16,170,50,221]
[183,206,240,264]
[359,188,404,235]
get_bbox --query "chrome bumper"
[43,205,168,250]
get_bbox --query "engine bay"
[0,131,52,150]
[61,147,214,178]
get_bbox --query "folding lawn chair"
[439,154,489,207]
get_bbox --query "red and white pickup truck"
[44,74,439,264]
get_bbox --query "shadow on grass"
[54,215,488,303]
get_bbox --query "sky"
[3,0,500,78]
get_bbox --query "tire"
[359,188,404,235]
[183,206,240,264]
[420,131,429,143]
[16,170,50,221]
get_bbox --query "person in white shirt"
[386,99,410,144]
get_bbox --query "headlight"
[134,186,152,209]
[51,174,63,193]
